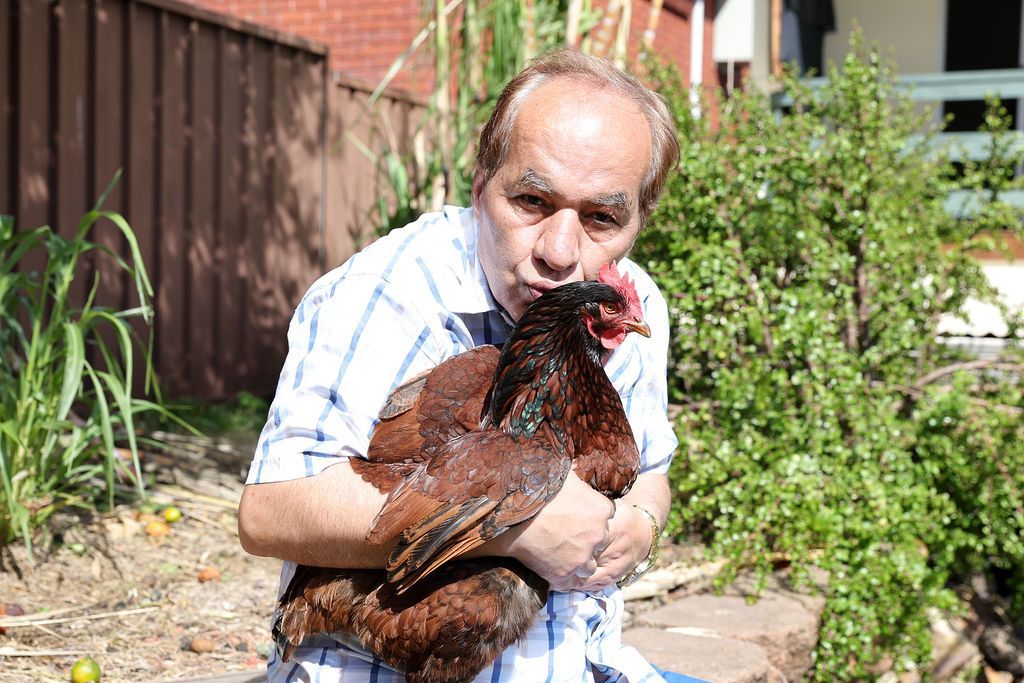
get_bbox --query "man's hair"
[475,48,680,226]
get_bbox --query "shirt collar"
[451,206,515,327]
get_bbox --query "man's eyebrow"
[591,192,631,212]
[508,169,554,195]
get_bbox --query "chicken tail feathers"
[379,370,430,419]
[385,496,496,590]
[272,607,299,663]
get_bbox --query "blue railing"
[772,68,1024,214]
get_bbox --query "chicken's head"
[582,263,651,351]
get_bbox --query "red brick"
[183,0,707,100]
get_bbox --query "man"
[239,48,696,681]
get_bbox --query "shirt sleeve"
[247,273,446,484]
[636,286,679,475]
[608,269,678,476]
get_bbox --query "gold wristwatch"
[617,505,661,588]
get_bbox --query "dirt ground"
[0,433,281,682]
[0,432,700,683]
[0,502,280,682]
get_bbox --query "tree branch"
[877,381,1023,417]
[911,360,1024,391]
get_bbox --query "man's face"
[472,78,653,321]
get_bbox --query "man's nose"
[535,210,582,273]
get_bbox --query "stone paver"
[157,672,262,683]
[636,594,820,682]
[624,627,775,683]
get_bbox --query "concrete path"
[623,567,827,683]
[162,570,826,683]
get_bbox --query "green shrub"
[636,35,1024,680]
[0,178,169,560]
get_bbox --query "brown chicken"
[274,263,650,683]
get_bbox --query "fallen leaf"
[145,520,171,537]
[3,604,25,616]
[197,566,221,583]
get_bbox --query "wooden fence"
[1,0,428,399]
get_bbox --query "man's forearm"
[620,471,671,529]
[237,460,393,567]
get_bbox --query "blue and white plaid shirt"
[250,206,678,682]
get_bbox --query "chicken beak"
[625,319,651,338]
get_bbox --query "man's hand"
[486,471,615,591]
[575,502,652,591]
[578,472,670,591]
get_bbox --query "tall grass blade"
[612,0,632,68]
[57,323,85,422]
[369,0,465,104]
[92,168,124,212]
[83,365,116,510]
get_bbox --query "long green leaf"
[93,168,123,211]
[57,322,85,422]
[83,365,116,511]
[95,368,144,496]
[0,226,50,277]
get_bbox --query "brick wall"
[188,0,433,96]
[187,0,719,99]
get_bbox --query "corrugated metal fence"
[1,0,427,398]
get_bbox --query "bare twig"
[149,483,240,509]
[879,381,1023,416]
[726,227,776,354]
[0,647,88,657]
[912,360,1023,391]
[0,606,159,629]
[0,604,98,624]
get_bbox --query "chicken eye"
[602,302,619,314]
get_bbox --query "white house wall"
[824,0,946,75]
[714,0,755,63]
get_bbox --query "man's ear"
[471,173,485,210]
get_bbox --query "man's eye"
[591,212,618,225]
[519,195,546,208]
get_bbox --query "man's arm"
[239,459,618,588]
[238,461,390,567]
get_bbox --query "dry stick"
[0,603,100,625]
[31,623,62,639]
[879,382,1023,417]
[0,606,159,629]
[565,0,583,47]
[641,0,664,52]
[149,483,240,509]
[0,647,89,657]
[726,225,775,354]
[912,360,1024,391]
[611,0,632,69]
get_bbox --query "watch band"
[617,505,661,588]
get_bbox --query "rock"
[623,627,775,683]
[983,666,1014,683]
[189,636,216,654]
[979,622,1024,676]
[724,566,829,615]
[931,638,981,680]
[622,560,728,602]
[636,593,819,682]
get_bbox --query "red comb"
[598,262,640,308]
